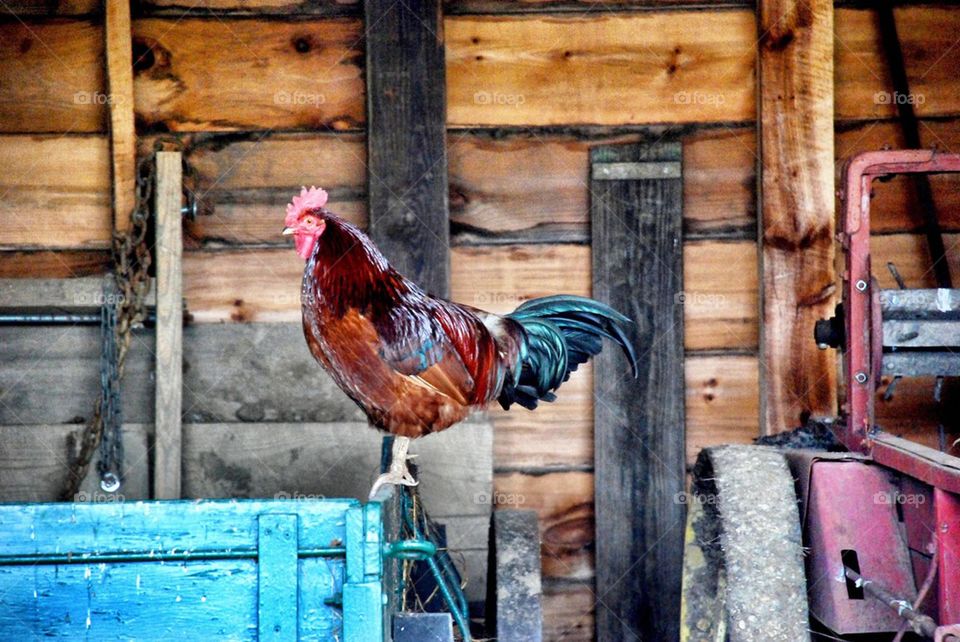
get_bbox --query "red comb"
[285,186,328,226]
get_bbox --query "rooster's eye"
[303,217,314,227]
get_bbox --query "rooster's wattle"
[283,187,637,495]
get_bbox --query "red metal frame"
[837,149,960,629]
[840,150,960,451]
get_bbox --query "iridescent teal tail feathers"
[498,295,638,411]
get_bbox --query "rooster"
[283,187,637,497]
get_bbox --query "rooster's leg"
[368,436,418,500]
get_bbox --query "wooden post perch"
[153,152,183,499]
[758,0,836,434]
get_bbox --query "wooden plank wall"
[1,2,960,639]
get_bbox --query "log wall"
[2,2,960,638]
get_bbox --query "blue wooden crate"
[0,497,399,641]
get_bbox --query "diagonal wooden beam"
[758,0,836,434]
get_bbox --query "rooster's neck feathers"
[305,214,416,314]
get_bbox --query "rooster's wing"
[373,305,479,407]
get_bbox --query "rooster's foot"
[368,436,418,500]
[368,466,418,500]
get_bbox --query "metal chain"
[96,279,123,492]
[60,155,156,501]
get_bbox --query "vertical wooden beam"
[592,142,685,642]
[105,0,136,233]
[758,0,836,435]
[365,0,450,297]
[153,152,183,499]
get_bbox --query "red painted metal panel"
[900,477,936,554]
[935,489,960,626]
[805,460,916,634]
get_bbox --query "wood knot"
[230,299,249,322]
[132,38,170,74]
[703,377,718,403]
[132,41,156,72]
[448,184,468,210]
[762,30,795,52]
[293,36,312,54]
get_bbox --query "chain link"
[60,155,156,501]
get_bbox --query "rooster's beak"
[282,226,295,235]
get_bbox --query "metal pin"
[855,371,869,384]
[886,262,907,290]
[855,280,868,292]
[883,376,900,401]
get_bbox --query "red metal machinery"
[805,150,960,639]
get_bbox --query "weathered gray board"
[0,323,362,425]
[591,141,685,642]
[0,424,150,502]
[0,276,157,308]
[0,318,492,601]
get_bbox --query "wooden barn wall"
[2,2,960,639]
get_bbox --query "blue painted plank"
[363,502,383,581]
[0,499,358,558]
[0,558,349,640]
[0,560,260,640]
[344,504,387,642]
[345,505,365,585]
[301,558,345,640]
[343,582,384,642]
[258,514,298,641]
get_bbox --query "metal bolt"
[855,280,868,292]
[100,472,121,493]
[855,371,869,384]
[181,199,198,220]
